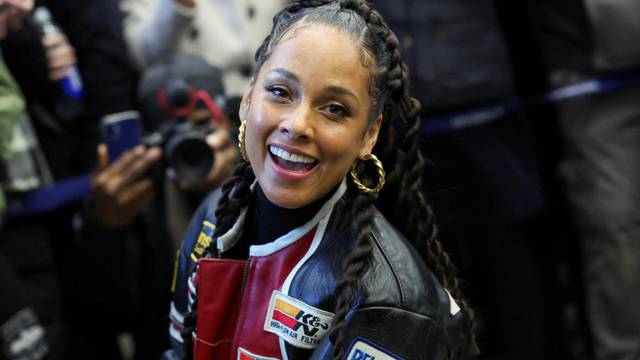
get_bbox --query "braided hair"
[182,1,476,358]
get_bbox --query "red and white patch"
[263,291,334,349]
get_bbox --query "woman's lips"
[268,144,319,179]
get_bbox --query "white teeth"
[269,145,316,164]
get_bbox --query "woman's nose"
[279,104,314,140]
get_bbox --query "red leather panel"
[194,258,246,360]
[195,227,317,359]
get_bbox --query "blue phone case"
[100,110,142,162]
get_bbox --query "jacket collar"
[216,179,347,256]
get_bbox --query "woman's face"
[241,24,381,209]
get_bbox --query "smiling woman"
[244,25,381,209]
[165,1,476,360]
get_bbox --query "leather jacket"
[164,181,469,360]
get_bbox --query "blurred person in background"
[133,54,239,249]
[1,0,61,359]
[120,0,287,97]
[528,1,640,359]
[3,1,240,359]
[1,0,169,359]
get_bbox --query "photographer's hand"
[177,128,237,193]
[90,144,162,228]
[41,32,77,81]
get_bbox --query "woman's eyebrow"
[268,67,300,83]
[325,85,359,104]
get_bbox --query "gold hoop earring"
[350,153,385,194]
[238,119,248,161]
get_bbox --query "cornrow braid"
[254,0,334,72]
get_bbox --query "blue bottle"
[32,7,84,122]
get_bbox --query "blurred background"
[1,0,638,359]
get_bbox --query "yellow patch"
[190,221,216,262]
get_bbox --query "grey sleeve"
[120,0,195,68]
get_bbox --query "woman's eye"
[266,85,290,99]
[325,103,350,117]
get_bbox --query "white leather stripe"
[169,302,184,324]
[169,324,183,344]
[187,275,196,295]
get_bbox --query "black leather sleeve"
[311,306,455,360]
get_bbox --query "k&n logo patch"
[346,338,403,360]
[237,347,278,360]
[263,290,334,349]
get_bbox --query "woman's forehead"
[260,24,371,95]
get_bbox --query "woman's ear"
[359,114,383,159]
[238,84,254,121]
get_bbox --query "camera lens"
[165,131,214,182]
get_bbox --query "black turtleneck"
[225,183,339,259]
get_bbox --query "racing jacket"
[164,181,469,360]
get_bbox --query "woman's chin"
[260,187,309,209]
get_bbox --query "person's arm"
[310,306,466,360]
[65,144,162,323]
[120,0,196,68]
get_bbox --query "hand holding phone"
[100,110,142,163]
[92,111,161,227]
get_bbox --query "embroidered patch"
[346,338,403,360]
[237,347,279,360]
[190,220,215,262]
[263,290,333,349]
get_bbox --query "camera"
[137,54,229,183]
[141,78,220,182]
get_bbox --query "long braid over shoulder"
[329,182,377,359]
[342,1,479,352]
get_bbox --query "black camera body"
[142,78,217,182]
[142,121,215,182]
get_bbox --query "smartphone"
[100,110,142,162]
